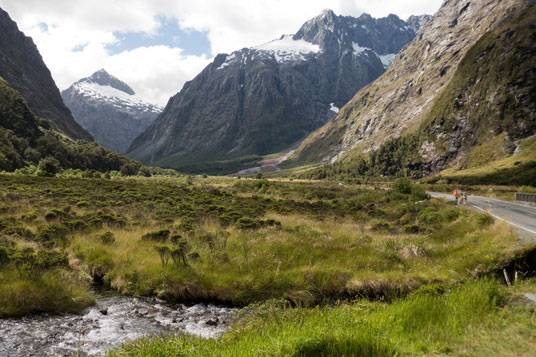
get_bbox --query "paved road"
[429,192,536,244]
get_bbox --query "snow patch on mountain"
[330,103,340,113]
[254,35,321,63]
[379,53,396,67]
[73,81,163,114]
[352,43,371,55]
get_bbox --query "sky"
[0,0,444,105]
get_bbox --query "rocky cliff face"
[0,7,92,141]
[129,10,428,167]
[293,0,534,169]
[62,70,162,154]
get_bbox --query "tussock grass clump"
[0,268,94,317]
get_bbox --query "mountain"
[0,7,92,141]
[62,70,163,154]
[292,0,536,184]
[128,10,429,170]
[406,15,432,33]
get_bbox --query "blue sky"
[107,17,212,57]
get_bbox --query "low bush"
[37,223,69,247]
[98,231,115,245]
[142,229,170,242]
[393,178,413,194]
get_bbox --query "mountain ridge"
[292,0,533,166]
[128,9,429,171]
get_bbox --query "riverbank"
[110,278,536,356]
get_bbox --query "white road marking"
[469,204,536,235]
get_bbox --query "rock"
[205,317,219,326]
[99,308,108,316]
[525,293,536,303]
[399,245,427,259]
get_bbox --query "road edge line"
[469,204,536,235]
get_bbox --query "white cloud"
[0,0,443,105]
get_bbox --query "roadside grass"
[109,278,536,356]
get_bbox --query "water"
[0,292,234,356]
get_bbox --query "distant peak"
[82,69,135,96]
[320,9,336,17]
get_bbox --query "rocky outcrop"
[0,7,92,141]
[406,15,432,33]
[293,0,533,168]
[62,70,162,154]
[128,10,428,167]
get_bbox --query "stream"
[0,291,234,356]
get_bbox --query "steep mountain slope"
[295,0,536,185]
[0,8,92,141]
[129,10,428,169]
[62,70,163,153]
[0,76,140,173]
[293,0,532,166]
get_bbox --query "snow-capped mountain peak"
[61,70,163,154]
[71,70,163,114]
[83,68,135,95]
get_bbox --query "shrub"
[518,185,536,193]
[170,239,190,266]
[404,224,420,234]
[418,207,443,226]
[0,246,9,267]
[142,229,170,242]
[37,156,61,177]
[37,223,69,247]
[235,217,262,230]
[392,178,413,194]
[35,250,69,269]
[411,185,428,201]
[371,221,390,232]
[475,212,494,227]
[154,245,171,267]
[76,200,90,207]
[98,231,115,245]
[170,234,182,244]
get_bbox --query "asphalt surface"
[429,192,536,245]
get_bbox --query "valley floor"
[0,173,535,355]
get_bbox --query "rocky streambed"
[0,291,234,356]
